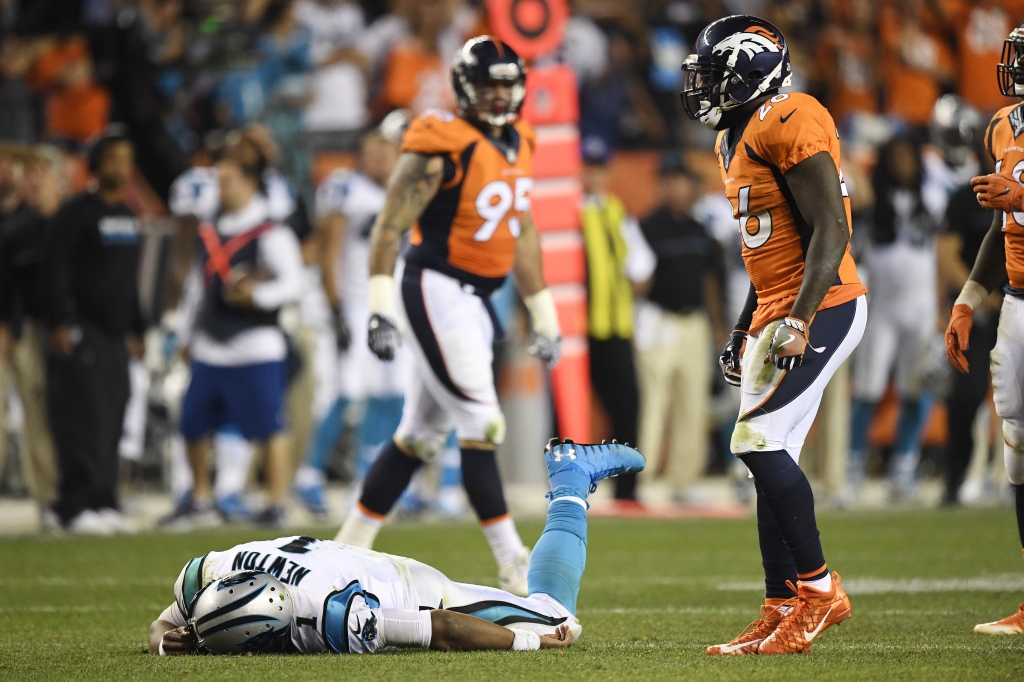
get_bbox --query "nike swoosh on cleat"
[715,640,758,654]
[803,605,834,642]
[810,345,826,353]
[778,337,794,347]
[780,110,796,123]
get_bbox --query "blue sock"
[357,396,404,477]
[548,462,592,494]
[305,397,349,472]
[527,497,587,614]
[440,431,461,487]
[849,399,876,454]
[894,397,926,456]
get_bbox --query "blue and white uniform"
[160,535,578,654]
[317,168,409,400]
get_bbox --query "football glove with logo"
[719,330,746,386]
[765,317,808,371]
[367,274,400,361]
[367,313,400,361]
[971,173,1024,213]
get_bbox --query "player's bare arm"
[946,211,1007,372]
[368,152,445,278]
[366,151,444,360]
[319,212,348,310]
[766,151,851,370]
[783,152,851,323]
[148,621,195,655]
[513,211,562,367]
[429,610,573,651]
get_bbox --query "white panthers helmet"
[186,570,293,655]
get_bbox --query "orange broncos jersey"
[984,101,1024,290]
[715,92,866,334]
[402,109,534,289]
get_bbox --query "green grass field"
[2,507,1024,681]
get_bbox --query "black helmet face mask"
[998,27,1024,97]
[681,57,736,129]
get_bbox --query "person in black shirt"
[938,180,1000,505]
[44,126,146,534]
[635,152,725,501]
[0,146,63,532]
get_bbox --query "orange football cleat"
[974,603,1024,634]
[756,573,851,655]
[706,597,795,655]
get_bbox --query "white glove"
[524,289,562,368]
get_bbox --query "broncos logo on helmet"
[711,31,782,63]
[680,15,792,130]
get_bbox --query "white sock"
[801,572,833,593]
[168,435,193,501]
[294,464,326,490]
[335,504,384,548]
[214,431,252,499]
[550,495,588,510]
[481,515,525,567]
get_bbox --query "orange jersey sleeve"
[402,113,534,287]
[984,103,1024,290]
[717,92,866,334]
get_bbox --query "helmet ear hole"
[746,71,763,82]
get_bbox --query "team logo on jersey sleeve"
[1010,103,1024,138]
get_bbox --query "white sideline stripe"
[0,576,168,587]
[0,604,165,614]
[717,574,1024,594]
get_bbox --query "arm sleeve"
[251,226,305,310]
[44,206,79,329]
[375,609,433,649]
[734,282,758,333]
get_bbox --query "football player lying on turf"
[148,440,644,655]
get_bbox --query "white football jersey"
[316,168,386,306]
[169,167,296,222]
[165,536,420,654]
[921,147,979,223]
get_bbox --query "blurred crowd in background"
[1,0,1023,534]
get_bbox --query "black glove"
[528,334,562,368]
[367,313,400,361]
[331,303,351,352]
[719,330,746,387]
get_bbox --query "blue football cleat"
[544,438,646,492]
[295,483,328,517]
[216,493,253,522]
